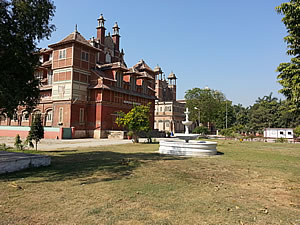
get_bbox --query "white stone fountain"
[159,108,217,157]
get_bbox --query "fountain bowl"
[175,133,200,142]
[159,140,217,157]
[182,121,193,126]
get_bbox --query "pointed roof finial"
[75,24,78,32]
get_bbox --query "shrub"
[192,126,209,135]
[294,125,300,138]
[220,128,235,138]
[0,143,9,150]
[275,137,288,143]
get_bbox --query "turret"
[112,22,120,51]
[96,14,106,45]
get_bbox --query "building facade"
[0,15,158,139]
[153,68,186,134]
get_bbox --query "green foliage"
[0,143,9,150]
[294,125,300,137]
[0,0,56,117]
[27,114,44,150]
[116,104,151,143]
[275,138,288,143]
[185,88,225,125]
[14,134,24,150]
[127,131,134,137]
[276,1,300,111]
[215,100,235,130]
[248,93,279,133]
[192,126,209,135]
[220,128,236,138]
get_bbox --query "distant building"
[153,68,187,134]
[264,128,294,139]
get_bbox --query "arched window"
[45,109,53,122]
[22,111,29,121]
[105,53,111,63]
[0,114,7,125]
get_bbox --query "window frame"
[59,49,66,59]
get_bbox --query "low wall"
[0,151,51,174]
[0,126,62,139]
[107,130,125,139]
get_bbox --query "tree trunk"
[35,140,38,151]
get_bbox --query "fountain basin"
[159,140,217,157]
[175,133,200,142]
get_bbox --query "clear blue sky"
[39,0,290,107]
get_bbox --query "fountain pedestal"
[159,108,217,157]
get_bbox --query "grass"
[0,140,299,225]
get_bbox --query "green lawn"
[0,141,299,225]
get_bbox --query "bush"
[127,131,134,137]
[294,125,300,137]
[192,126,209,135]
[166,131,171,138]
[220,128,235,138]
[0,143,9,150]
[275,137,288,143]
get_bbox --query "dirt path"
[0,137,134,151]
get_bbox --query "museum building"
[0,14,157,139]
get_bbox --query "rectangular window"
[288,132,292,135]
[59,107,63,124]
[79,108,85,123]
[47,70,53,85]
[81,51,89,61]
[59,49,66,59]
[279,131,284,135]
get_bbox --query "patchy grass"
[0,141,299,225]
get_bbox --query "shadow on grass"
[0,150,185,184]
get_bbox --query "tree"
[276,0,300,112]
[248,93,280,133]
[0,0,55,117]
[115,104,151,143]
[14,134,23,150]
[27,113,44,150]
[185,88,225,126]
[214,100,235,130]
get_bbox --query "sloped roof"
[132,59,154,73]
[49,31,98,49]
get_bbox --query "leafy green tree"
[28,114,44,150]
[276,0,300,112]
[215,100,235,130]
[115,104,151,143]
[248,93,280,133]
[294,125,300,137]
[185,88,225,126]
[0,0,55,117]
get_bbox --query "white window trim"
[59,49,66,59]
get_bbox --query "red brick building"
[0,14,157,139]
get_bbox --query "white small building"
[264,128,294,139]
